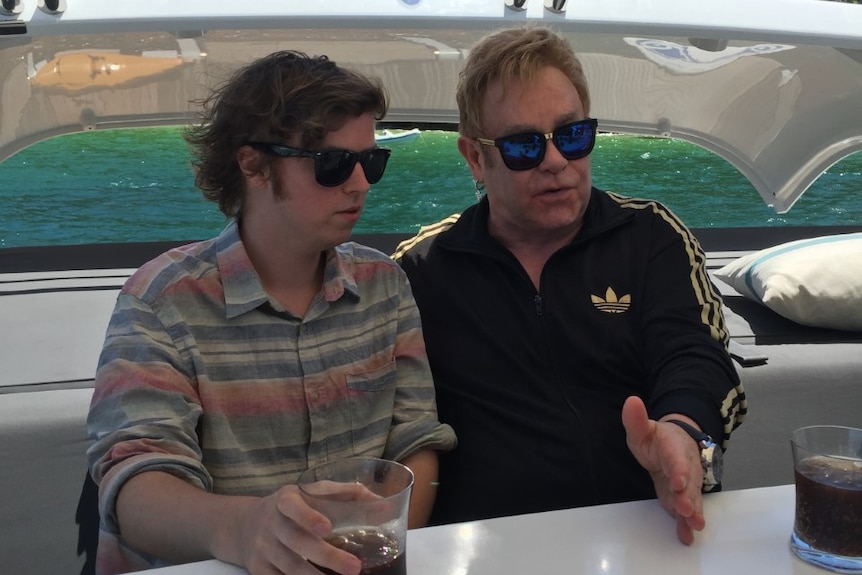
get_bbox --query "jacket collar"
[437,187,635,254]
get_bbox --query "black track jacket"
[395,188,746,525]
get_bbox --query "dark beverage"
[794,455,862,557]
[313,527,406,575]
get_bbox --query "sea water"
[1,127,860,248]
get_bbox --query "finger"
[669,485,694,518]
[269,509,362,575]
[304,480,382,503]
[247,542,322,575]
[664,453,690,495]
[277,487,333,538]
[274,488,364,575]
[676,513,695,546]
[687,508,706,532]
[302,539,362,575]
[685,490,705,531]
[673,476,705,545]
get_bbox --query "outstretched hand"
[621,396,706,545]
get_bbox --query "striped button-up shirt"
[87,221,456,574]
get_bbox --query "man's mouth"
[538,186,566,196]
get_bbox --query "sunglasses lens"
[499,134,544,171]
[314,150,357,187]
[360,148,391,184]
[313,148,391,187]
[555,121,596,160]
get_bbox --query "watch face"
[704,443,723,485]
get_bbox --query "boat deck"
[2,226,861,575]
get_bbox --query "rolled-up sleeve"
[87,293,210,532]
[383,273,457,462]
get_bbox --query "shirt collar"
[324,243,361,302]
[216,221,360,319]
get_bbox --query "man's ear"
[236,145,269,181]
[457,136,485,183]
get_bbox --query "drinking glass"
[790,425,862,573]
[298,457,414,575]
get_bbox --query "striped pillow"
[714,233,862,331]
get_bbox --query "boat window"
[1,127,860,249]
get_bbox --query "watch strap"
[666,419,711,444]
[666,419,722,491]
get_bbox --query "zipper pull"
[534,294,543,316]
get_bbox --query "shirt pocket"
[345,360,397,453]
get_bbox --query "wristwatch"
[666,419,723,492]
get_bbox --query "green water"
[1,127,860,248]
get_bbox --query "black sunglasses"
[247,142,391,187]
[475,118,598,171]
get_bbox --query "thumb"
[621,395,651,446]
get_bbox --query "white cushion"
[714,233,862,331]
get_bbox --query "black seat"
[75,471,99,575]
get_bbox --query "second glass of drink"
[790,425,862,573]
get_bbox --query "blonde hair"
[456,26,590,138]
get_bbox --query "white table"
[143,484,825,575]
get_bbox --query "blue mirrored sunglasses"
[476,118,598,171]
[247,142,391,187]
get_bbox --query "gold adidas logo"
[591,287,631,314]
